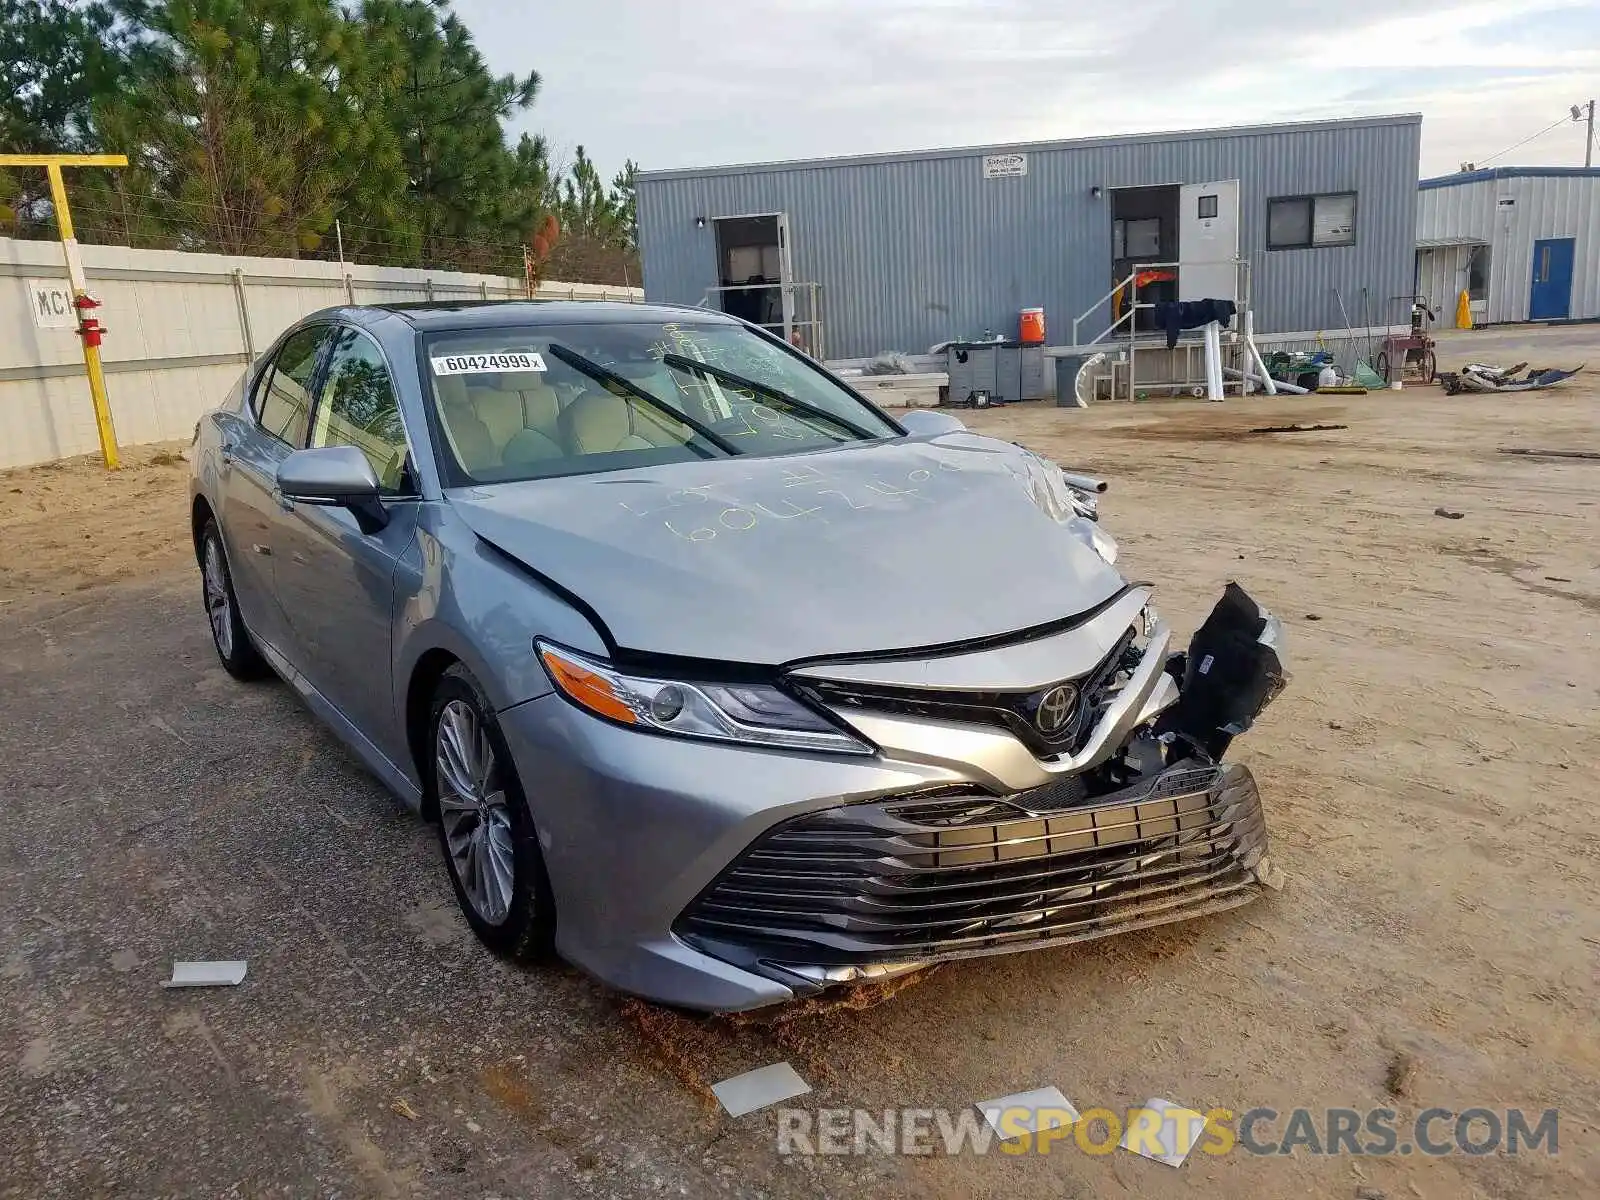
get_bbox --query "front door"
[1178,180,1241,303]
[1528,238,1575,320]
[270,324,419,764]
[218,324,331,654]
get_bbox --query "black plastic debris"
[1434,507,1464,519]
[1156,582,1288,760]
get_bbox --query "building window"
[1113,217,1162,260]
[1197,193,1218,220]
[1267,192,1357,249]
[1466,244,1489,302]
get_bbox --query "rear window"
[421,320,900,486]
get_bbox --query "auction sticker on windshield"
[431,352,546,375]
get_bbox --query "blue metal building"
[636,114,1421,362]
[1416,166,1600,325]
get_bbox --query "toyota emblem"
[1033,684,1077,735]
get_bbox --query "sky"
[451,0,1600,181]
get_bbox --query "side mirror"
[898,409,967,437]
[277,446,388,531]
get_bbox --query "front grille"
[797,627,1138,758]
[676,763,1267,966]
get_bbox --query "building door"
[1178,180,1240,303]
[775,213,795,342]
[712,214,789,336]
[1528,238,1574,320]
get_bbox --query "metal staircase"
[1067,260,1253,403]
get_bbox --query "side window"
[309,327,412,493]
[248,363,274,419]
[258,327,328,446]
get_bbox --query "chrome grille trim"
[676,763,1268,965]
[796,626,1138,757]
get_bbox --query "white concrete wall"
[1418,173,1600,325]
[0,238,643,469]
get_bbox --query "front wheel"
[431,665,555,962]
[200,519,268,680]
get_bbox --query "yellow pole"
[43,162,120,468]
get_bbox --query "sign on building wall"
[26,279,78,329]
[982,153,1028,179]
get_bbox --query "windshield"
[421,319,902,485]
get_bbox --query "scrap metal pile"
[1438,361,1586,395]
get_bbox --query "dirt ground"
[1,324,1597,1198]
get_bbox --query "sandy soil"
[0,441,194,606]
[2,325,1597,1197]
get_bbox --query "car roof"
[331,299,741,333]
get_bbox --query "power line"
[1477,115,1572,166]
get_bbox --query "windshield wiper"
[544,343,742,458]
[658,352,878,442]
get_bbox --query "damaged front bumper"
[677,759,1279,1000]
[677,582,1290,1002]
[498,584,1288,1012]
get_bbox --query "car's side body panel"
[272,497,421,768]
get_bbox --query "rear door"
[1178,180,1240,303]
[269,323,419,762]
[218,324,332,655]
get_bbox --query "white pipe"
[1244,329,1277,394]
[1203,321,1224,401]
[1244,311,1277,395]
[1225,366,1308,395]
[1213,323,1227,400]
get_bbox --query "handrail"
[1071,258,1244,347]
[1071,270,1139,346]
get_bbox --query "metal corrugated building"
[1416,167,1600,325]
[636,114,1420,361]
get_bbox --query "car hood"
[448,431,1127,666]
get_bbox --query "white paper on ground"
[710,1062,811,1117]
[163,960,248,988]
[1120,1097,1208,1167]
[975,1086,1080,1140]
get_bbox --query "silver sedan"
[189,301,1286,1011]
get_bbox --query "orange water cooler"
[1019,307,1046,344]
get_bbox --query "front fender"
[392,505,610,718]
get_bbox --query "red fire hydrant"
[73,292,105,348]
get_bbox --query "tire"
[430,665,555,962]
[199,519,269,680]
[1420,350,1437,384]
[1375,351,1391,383]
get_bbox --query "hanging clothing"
[1152,299,1238,349]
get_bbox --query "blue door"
[1528,238,1575,320]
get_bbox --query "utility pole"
[0,153,130,469]
[1576,101,1596,169]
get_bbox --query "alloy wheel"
[435,698,516,926]
[203,538,234,659]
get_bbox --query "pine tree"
[609,158,638,252]
[360,0,540,267]
[96,0,404,255]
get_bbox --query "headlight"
[1067,485,1099,522]
[536,641,872,755]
